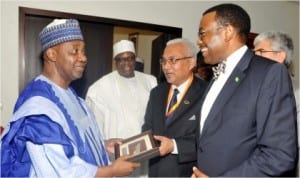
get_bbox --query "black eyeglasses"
[159,56,192,65]
[253,49,281,55]
[115,56,135,63]
[198,26,224,40]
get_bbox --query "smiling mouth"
[200,48,208,56]
[76,65,86,71]
[165,73,173,77]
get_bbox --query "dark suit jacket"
[142,76,208,177]
[197,49,298,176]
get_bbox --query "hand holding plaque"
[114,130,160,162]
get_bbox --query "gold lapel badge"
[184,100,190,105]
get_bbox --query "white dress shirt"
[167,78,190,113]
[169,78,191,154]
[200,45,248,133]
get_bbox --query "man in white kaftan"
[86,40,157,177]
[86,70,156,139]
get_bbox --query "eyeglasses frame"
[160,56,193,65]
[253,49,281,55]
[115,55,136,63]
[198,25,225,40]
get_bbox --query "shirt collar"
[224,45,248,74]
[171,76,191,94]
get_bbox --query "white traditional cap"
[39,19,83,51]
[113,40,135,58]
[136,57,144,63]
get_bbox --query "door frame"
[19,7,182,92]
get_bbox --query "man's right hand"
[95,155,140,177]
[111,155,140,176]
[104,138,123,154]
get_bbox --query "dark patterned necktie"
[168,88,179,112]
[212,61,226,80]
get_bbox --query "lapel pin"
[235,76,240,83]
[184,100,190,105]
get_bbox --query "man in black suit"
[192,3,298,177]
[142,38,208,177]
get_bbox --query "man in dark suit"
[142,38,208,177]
[192,3,298,177]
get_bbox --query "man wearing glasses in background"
[253,31,300,176]
[142,38,208,177]
[253,31,294,70]
[86,39,157,177]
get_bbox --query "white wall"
[1,1,299,126]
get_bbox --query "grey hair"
[254,31,294,68]
[166,38,197,58]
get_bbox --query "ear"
[223,24,234,42]
[45,48,57,62]
[113,59,118,66]
[189,58,197,70]
[277,51,286,64]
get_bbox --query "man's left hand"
[153,135,174,156]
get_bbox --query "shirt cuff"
[171,139,178,154]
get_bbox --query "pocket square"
[188,115,196,121]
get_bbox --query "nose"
[161,61,172,72]
[79,53,87,63]
[197,37,203,47]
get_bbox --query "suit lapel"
[166,78,203,126]
[200,49,254,138]
[159,83,171,126]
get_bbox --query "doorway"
[19,7,182,97]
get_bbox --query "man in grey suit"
[192,3,298,177]
[142,38,208,177]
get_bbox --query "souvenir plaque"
[114,130,160,162]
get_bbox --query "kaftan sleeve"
[26,142,97,178]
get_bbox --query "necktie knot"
[173,88,179,96]
[212,61,226,80]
